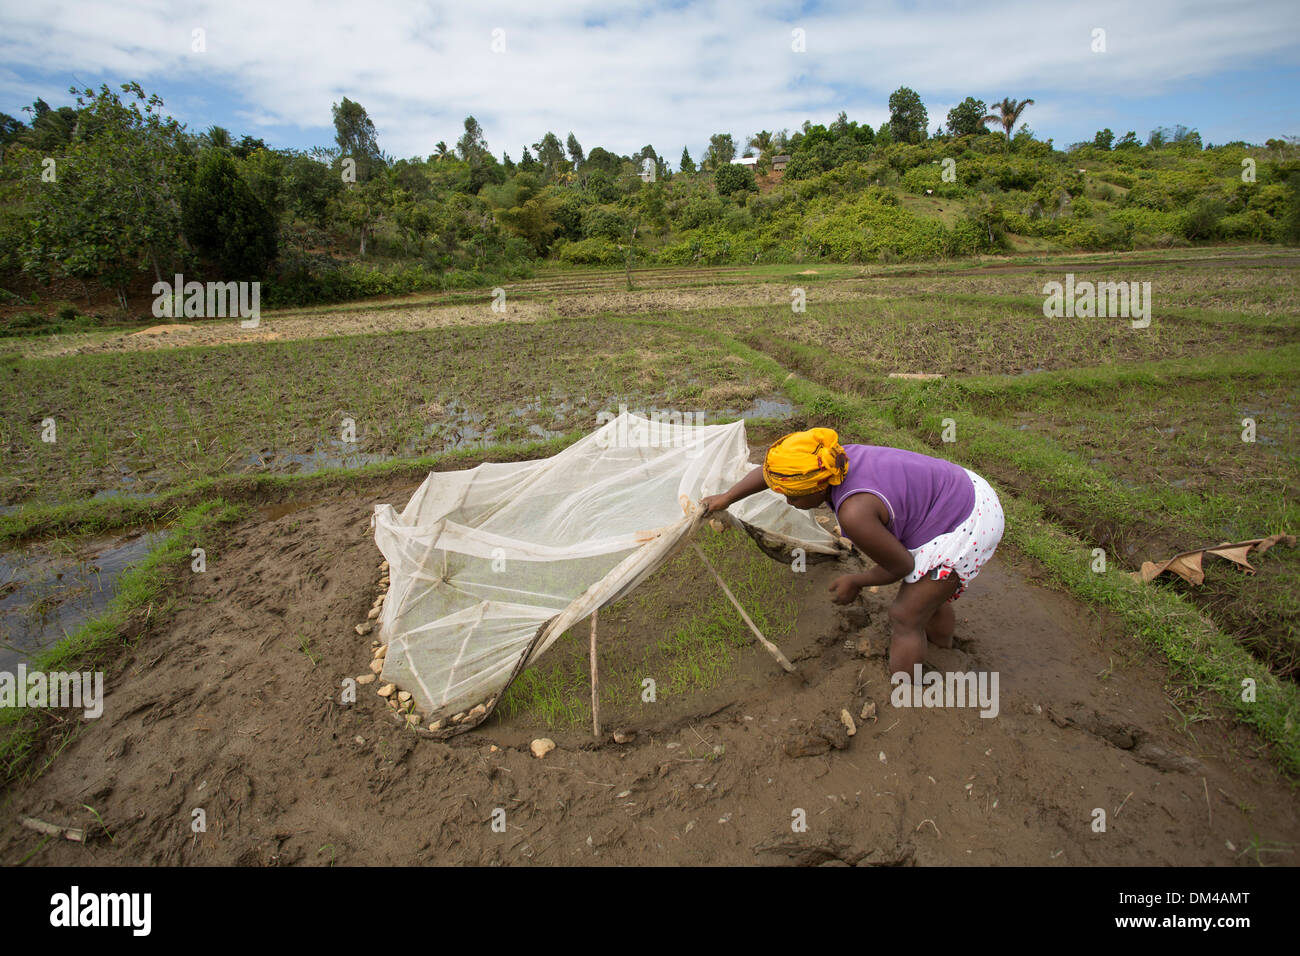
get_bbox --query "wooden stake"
[589,610,601,738]
[690,542,796,673]
[20,816,84,842]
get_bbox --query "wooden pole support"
[589,609,601,738]
[690,541,796,673]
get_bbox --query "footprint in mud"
[924,645,978,671]
[1045,702,1206,774]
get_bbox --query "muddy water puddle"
[0,528,165,670]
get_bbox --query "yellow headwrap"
[762,428,849,497]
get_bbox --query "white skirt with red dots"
[902,469,1004,601]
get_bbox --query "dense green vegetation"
[2,84,1298,317]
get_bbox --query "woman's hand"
[700,494,732,515]
[828,575,863,605]
[700,467,767,516]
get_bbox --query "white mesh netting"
[372,411,844,732]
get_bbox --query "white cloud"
[1,0,1296,157]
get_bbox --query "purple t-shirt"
[828,445,975,550]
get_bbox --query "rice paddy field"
[2,244,1298,867]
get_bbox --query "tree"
[239,146,285,218]
[679,146,696,173]
[583,146,621,177]
[19,83,185,308]
[532,131,565,175]
[888,86,928,144]
[1166,124,1202,149]
[748,130,774,155]
[980,97,1035,152]
[0,112,25,160]
[390,189,438,255]
[945,97,987,137]
[332,97,383,180]
[232,134,268,158]
[455,116,500,192]
[22,98,80,152]
[704,133,735,170]
[181,149,277,277]
[638,181,667,232]
[202,125,232,150]
[456,115,490,164]
[1092,128,1114,150]
[486,173,559,253]
[282,151,340,225]
[1279,172,1300,244]
[714,162,756,197]
[566,132,584,167]
[337,175,389,256]
[1114,130,1139,150]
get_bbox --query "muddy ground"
[2,489,1296,866]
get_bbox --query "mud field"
[3,488,1296,867]
[3,252,1297,868]
[20,249,1295,361]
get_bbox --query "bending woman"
[701,428,1003,680]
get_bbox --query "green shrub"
[1247,183,1290,218]
[1219,210,1277,241]
[678,194,725,229]
[1060,216,1133,250]
[580,206,628,241]
[901,164,963,198]
[557,236,621,265]
[0,308,100,338]
[1182,197,1225,240]
[802,193,952,261]
[714,163,757,197]
[261,257,533,307]
[1280,173,1300,244]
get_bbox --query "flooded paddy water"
[0,528,165,671]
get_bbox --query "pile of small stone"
[354,559,497,737]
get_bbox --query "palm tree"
[202,124,232,149]
[748,130,773,155]
[981,97,1035,152]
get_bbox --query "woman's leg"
[888,574,961,679]
[926,600,956,647]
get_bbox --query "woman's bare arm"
[834,493,915,589]
[701,465,767,513]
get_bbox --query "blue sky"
[1,0,1297,163]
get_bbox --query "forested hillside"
[2,82,1297,321]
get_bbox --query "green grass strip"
[1,499,245,782]
[1003,491,1300,776]
[919,342,1300,404]
[0,430,588,544]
